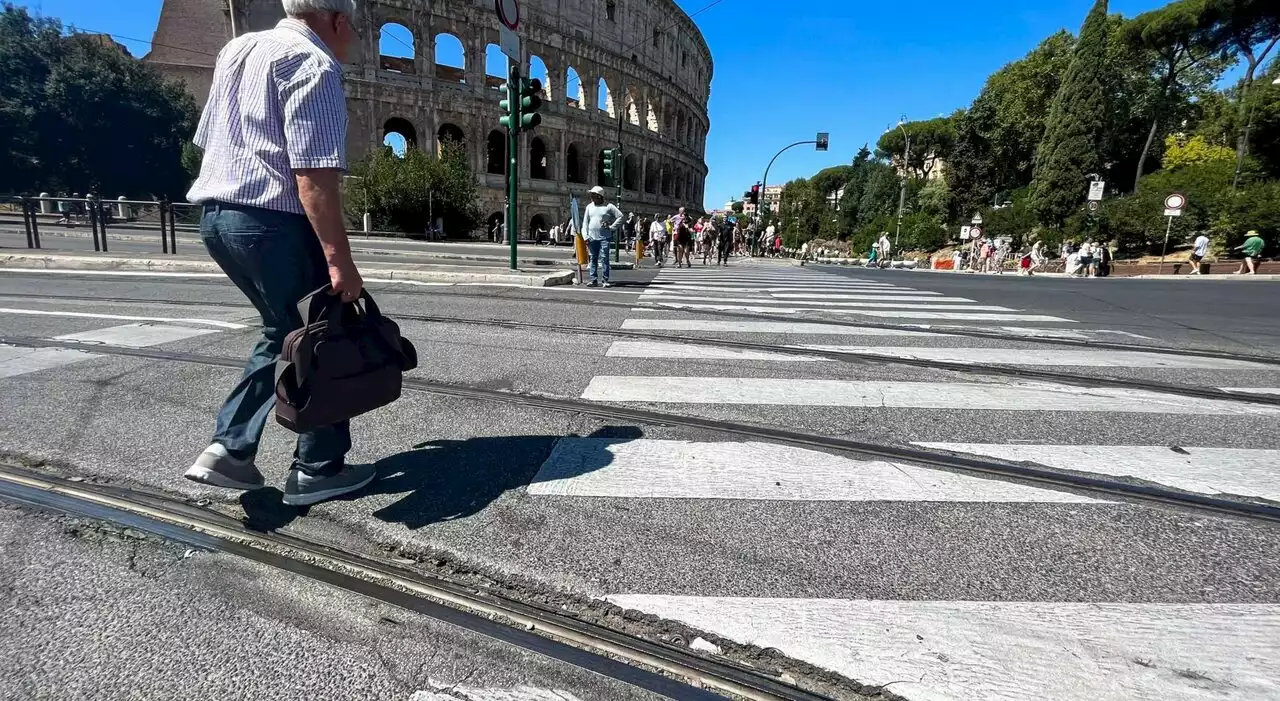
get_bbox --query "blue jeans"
[200,202,350,476]
[586,237,611,283]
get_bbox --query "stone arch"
[378,22,415,74]
[437,123,465,156]
[566,141,586,184]
[486,211,504,240]
[598,77,615,118]
[676,110,686,145]
[529,213,548,238]
[644,157,658,194]
[646,99,659,132]
[484,44,506,91]
[382,117,417,156]
[529,55,551,100]
[623,153,639,191]
[530,136,550,180]
[624,90,640,127]
[661,164,672,197]
[564,66,585,109]
[674,166,684,200]
[663,109,674,139]
[485,129,506,175]
[435,33,465,83]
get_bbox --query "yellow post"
[574,229,588,266]
[635,238,645,268]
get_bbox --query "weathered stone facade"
[145,0,712,235]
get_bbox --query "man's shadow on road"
[240,425,643,532]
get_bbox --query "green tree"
[1245,60,1280,176]
[1123,0,1224,191]
[947,31,1076,215]
[1030,0,1113,228]
[875,116,957,181]
[857,162,901,228]
[0,4,198,197]
[1162,134,1236,168]
[348,142,481,236]
[1201,0,1280,185]
[836,145,873,236]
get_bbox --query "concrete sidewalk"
[0,250,576,286]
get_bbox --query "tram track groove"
[1,334,1276,524]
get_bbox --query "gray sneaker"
[184,443,265,490]
[282,463,377,506]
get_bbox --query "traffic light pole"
[759,139,817,234]
[614,111,623,264]
[506,61,520,270]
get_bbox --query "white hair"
[283,0,356,18]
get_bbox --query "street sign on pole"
[969,226,983,239]
[1088,181,1105,201]
[1163,193,1185,217]
[1087,200,1100,212]
[495,0,520,59]
[960,225,971,239]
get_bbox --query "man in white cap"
[581,185,622,287]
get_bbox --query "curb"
[0,253,575,287]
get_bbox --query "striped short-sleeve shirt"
[187,19,348,215]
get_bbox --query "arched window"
[644,158,658,194]
[529,56,551,101]
[565,66,585,109]
[437,123,465,157]
[623,154,639,191]
[485,130,506,175]
[529,214,548,239]
[434,33,465,83]
[661,165,672,197]
[378,23,415,74]
[646,101,659,132]
[383,117,417,156]
[530,137,550,180]
[598,77,615,118]
[484,44,506,91]
[566,142,585,184]
[624,91,640,127]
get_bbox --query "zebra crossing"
[530,262,1280,701]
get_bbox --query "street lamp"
[892,116,910,248]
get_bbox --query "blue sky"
[17,0,1179,209]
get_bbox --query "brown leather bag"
[274,288,418,433]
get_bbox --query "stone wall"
[145,0,712,235]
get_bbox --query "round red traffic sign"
[969,226,983,239]
[1164,193,1186,210]
[495,0,519,29]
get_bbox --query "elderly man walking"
[183,0,375,506]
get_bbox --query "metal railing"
[6,195,182,255]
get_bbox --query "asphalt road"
[0,258,1276,701]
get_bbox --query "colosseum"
[145,0,712,236]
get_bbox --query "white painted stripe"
[650,284,933,294]
[0,307,247,329]
[411,683,585,701]
[0,344,98,379]
[1223,387,1280,396]
[0,268,227,279]
[914,443,1280,501]
[638,295,1013,311]
[639,301,1074,322]
[769,293,971,302]
[797,345,1272,369]
[604,596,1280,701]
[580,377,1280,415]
[619,319,943,336]
[530,438,1104,503]
[55,323,221,348]
[607,340,824,361]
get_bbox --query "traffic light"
[816,132,829,151]
[499,79,518,131]
[602,148,619,185]
[750,183,760,205]
[520,78,543,129]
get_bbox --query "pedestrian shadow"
[237,425,643,532]
[369,425,643,530]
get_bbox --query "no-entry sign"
[495,0,519,29]
[1164,193,1185,217]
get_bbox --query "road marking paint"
[0,344,98,379]
[769,292,970,302]
[647,284,932,294]
[606,340,825,361]
[530,438,1105,503]
[637,301,1074,322]
[913,443,1280,501]
[0,268,226,278]
[411,682,586,701]
[636,295,1014,311]
[54,323,221,348]
[580,376,1280,414]
[619,319,943,336]
[603,596,1280,701]
[796,345,1272,369]
[0,307,248,329]
[1222,388,1280,396]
